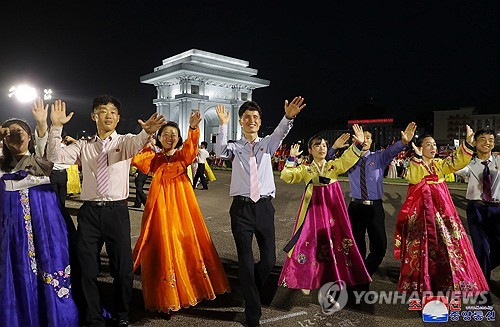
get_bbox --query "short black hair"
[92,95,121,112]
[201,141,208,148]
[238,101,262,118]
[156,121,183,149]
[474,129,495,141]
[415,134,433,147]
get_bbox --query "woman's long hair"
[1,118,35,172]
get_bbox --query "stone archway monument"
[140,49,270,145]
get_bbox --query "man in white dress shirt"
[456,129,499,282]
[46,95,165,327]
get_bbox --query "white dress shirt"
[46,126,149,201]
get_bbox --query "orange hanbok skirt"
[133,169,230,312]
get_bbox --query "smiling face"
[474,133,495,157]
[239,109,261,135]
[3,123,31,156]
[93,103,120,135]
[420,136,437,160]
[309,138,328,161]
[159,126,180,151]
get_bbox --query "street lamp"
[8,84,37,103]
[8,84,54,103]
[44,89,53,100]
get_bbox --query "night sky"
[1,1,498,143]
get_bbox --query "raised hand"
[50,100,74,127]
[332,133,350,150]
[465,124,474,146]
[215,105,230,125]
[284,96,306,119]
[32,97,49,137]
[412,142,422,157]
[401,122,417,145]
[31,97,48,125]
[189,110,202,128]
[138,112,165,135]
[352,124,365,144]
[289,143,303,157]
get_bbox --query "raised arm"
[441,125,475,175]
[284,96,307,120]
[280,144,306,184]
[138,112,166,135]
[214,105,233,159]
[32,97,49,138]
[268,96,307,152]
[46,100,81,164]
[178,111,202,164]
[31,97,49,157]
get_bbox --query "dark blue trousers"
[466,201,500,281]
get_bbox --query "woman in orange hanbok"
[132,111,230,314]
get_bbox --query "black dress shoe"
[159,312,172,320]
[117,320,129,327]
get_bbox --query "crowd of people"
[0,94,498,327]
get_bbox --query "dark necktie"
[360,157,368,200]
[481,160,492,202]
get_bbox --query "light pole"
[8,84,53,103]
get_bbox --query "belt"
[471,200,500,207]
[83,200,128,207]
[351,198,376,205]
[233,195,273,204]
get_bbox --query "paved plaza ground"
[65,170,498,326]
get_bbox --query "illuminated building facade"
[140,49,270,145]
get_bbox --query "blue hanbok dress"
[0,153,78,327]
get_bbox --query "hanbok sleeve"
[328,143,362,175]
[439,142,474,175]
[132,148,155,174]
[280,157,305,184]
[178,126,200,165]
[405,157,428,185]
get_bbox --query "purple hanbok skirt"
[279,182,371,289]
[0,173,78,327]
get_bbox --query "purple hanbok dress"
[279,144,371,290]
[0,154,78,327]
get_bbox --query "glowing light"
[44,89,53,100]
[8,85,38,103]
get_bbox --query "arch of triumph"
[140,49,270,145]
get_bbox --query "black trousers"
[76,203,133,327]
[466,201,500,281]
[50,169,68,206]
[348,200,387,276]
[134,170,148,206]
[193,162,208,189]
[230,198,276,326]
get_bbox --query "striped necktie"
[249,143,260,203]
[96,138,110,196]
[360,157,368,200]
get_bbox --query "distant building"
[319,118,423,151]
[140,49,270,145]
[433,107,500,146]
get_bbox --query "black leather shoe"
[117,320,129,327]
